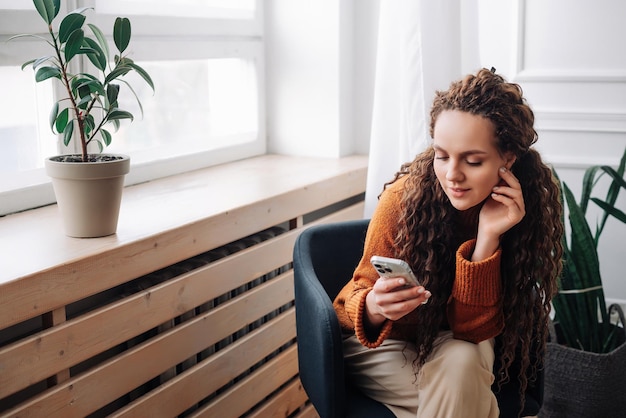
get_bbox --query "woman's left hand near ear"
[481,166,526,238]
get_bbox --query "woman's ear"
[505,154,517,170]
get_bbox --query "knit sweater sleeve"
[447,239,504,343]
[332,177,406,348]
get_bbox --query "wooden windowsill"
[0,154,368,287]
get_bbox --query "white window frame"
[0,0,265,216]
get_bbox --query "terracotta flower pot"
[45,154,130,238]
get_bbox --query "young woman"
[333,68,563,418]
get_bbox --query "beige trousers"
[342,331,499,418]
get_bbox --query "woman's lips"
[448,187,469,198]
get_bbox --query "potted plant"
[540,147,626,418]
[11,0,154,237]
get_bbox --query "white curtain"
[364,0,480,217]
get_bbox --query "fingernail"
[500,166,507,172]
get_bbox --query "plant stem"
[49,25,88,161]
[85,93,104,148]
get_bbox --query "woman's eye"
[435,155,448,160]
[467,161,482,166]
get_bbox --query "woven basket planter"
[540,305,626,418]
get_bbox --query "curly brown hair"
[384,68,563,413]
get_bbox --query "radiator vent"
[0,224,297,417]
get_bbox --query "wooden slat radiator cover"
[0,155,367,417]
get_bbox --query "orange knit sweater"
[333,175,504,348]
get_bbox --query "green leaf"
[104,65,132,84]
[107,109,134,122]
[64,28,84,63]
[87,24,110,64]
[9,33,50,44]
[71,73,99,90]
[580,166,601,214]
[563,183,600,284]
[592,198,626,223]
[101,129,112,146]
[49,102,58,132]
[107,84,120,107]
[35,66,61,82]
[76,94,92,109]
[82,37,106,71]
[55,108,69,133]
[32,56,58,70]
[594,152,626,238]
[77,91,92,109]
[118,79,144,118]
[33,0,60,25]
[126,61,155,92]
[77,45,99,57]
[73,76,105,97]
[612,173,626,192]
[601,166,626,190]
[113,17,131,53]
[71,73,97,84]
[74,85,91,108]
[68,6,92,15]
[84,114,95,133]
[20,59,37,70]
[62,119,74,146]
[59,13,85,43]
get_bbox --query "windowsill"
[0,154,368,286]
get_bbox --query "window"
[0,0,264,215]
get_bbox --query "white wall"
[265,0,626,304]
[477,0,626,305]
[265,0,378,157]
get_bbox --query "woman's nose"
[446,161,464,182]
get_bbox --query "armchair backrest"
[295,219,369,299]
[293,219,368,418]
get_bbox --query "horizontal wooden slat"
[3,273,296,417]
[314,201,365,224]
[0,155,367,329]
[293,403,320,418]
[246,376,310,418]
[110,309,297,418]
[191,345,300,417]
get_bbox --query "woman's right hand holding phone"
[365,277,431,328]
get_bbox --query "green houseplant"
[11,0,154,237]
[540,147,626,418]
[552,147,626,353]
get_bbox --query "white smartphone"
[370,255,421,287]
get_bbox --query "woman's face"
[432,110,513,211]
